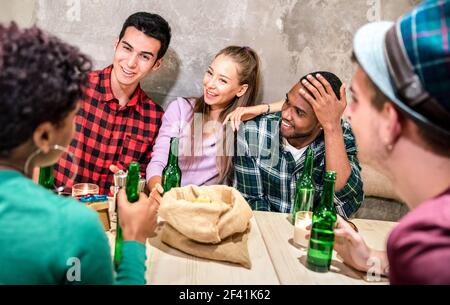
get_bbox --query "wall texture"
[0,0,35,27]
[2,0,419,108]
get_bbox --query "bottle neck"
[302,150,313,178]
[38,165,54,188]
[126,171,140,203]
[126,162,140,203]
[168,138,179,165]
[318,177,335,211]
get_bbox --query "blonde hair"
[187,46,261,183]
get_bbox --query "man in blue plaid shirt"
[234,71,364,218]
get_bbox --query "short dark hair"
[0,23,92,156]
[300,71,342,99]
[119,12,171,61]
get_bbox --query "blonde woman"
[146,46,261,195]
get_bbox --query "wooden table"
[107,211,397,285]
[107,216,279,285]
[254,211,397,284]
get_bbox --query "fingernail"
[307,75,313,79]
[316,73,322,78]
[302,79,307,84]
[300,88,305,94]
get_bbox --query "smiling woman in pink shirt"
[146,46,261,192]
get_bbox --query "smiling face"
[111,26,163,89]
[280,82,322,148]
[202,54,248,111]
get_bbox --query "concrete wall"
[1,0,419,107]
[0,0,36,27]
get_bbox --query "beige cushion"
[360,163,403,202]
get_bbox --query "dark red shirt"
[387,188,450,284]
[54,65,164,195]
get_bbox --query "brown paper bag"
[159,185,253,244]
[161,223,252,269]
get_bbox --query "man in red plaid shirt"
[54,12,171,195]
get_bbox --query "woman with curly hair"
[0,23,158,284]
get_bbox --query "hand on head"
[299,73,347,132]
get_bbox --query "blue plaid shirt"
[233,113,364,219]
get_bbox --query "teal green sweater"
[0,171,146,284]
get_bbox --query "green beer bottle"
[113,162,140,270]
[161,137,182,193]
[307,171,337,273]
[38,165,55,190]
[291,147,315,224]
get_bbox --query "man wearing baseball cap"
[333,0,450,284]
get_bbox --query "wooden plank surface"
[108,216,280,285]
[253,211,397,284]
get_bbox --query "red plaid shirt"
[54,65,164,195]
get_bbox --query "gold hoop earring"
[23,144,69,177]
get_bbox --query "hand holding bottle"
[333,215,372,272]
[117,189,159,244]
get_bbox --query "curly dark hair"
[0,23,92,156]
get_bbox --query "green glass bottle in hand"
[113,162,140,270]
[38,165,55,191]
[291,147,315,224]
[161,137,182,193]
[307,171,337,273]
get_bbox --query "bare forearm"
[258,100,285,115]
[267,100,285,113]
[323,127,351,190]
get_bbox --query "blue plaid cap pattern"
[400,0,450,112]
